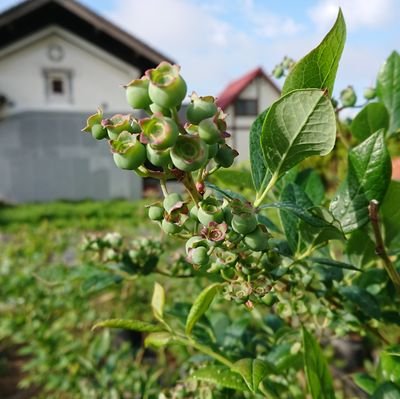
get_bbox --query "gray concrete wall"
[0,111,142,203]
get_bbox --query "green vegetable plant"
[83,10,400,398]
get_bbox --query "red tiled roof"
[216,67,280,110]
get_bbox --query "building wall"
[0,26,140,116]
[226,76,280,162]
[0,26,145,202]
[0,111,142,203]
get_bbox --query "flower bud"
[170,135,208,172]
[140,113,179,150]
[186,92,218,125]
[340,85,357,107]
[146,62,187,109]
[125,77,152,110]
[110,131,146,170]
[82,108,107,140]
[214,144,239,168]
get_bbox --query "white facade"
[0,26,145,203]
[223,76,280,162]
[0,26,140,117]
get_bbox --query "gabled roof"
[0,0,173,73]
[216,67,280,110]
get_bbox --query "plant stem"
[174,335,234,368]
[254,173,278,207]
[182,172,202,206]
[160,179,168,197]
[368,199,400,294]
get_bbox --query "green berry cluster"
[83,61,238,174]
[82,233,163,275]
[83,61,284,306]
[272,56,295,79]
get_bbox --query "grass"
[0,199,152,231]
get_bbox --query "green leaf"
[233,358,272,393]
[265,343,303,372]
[205,182,248,202]
[296,169,325,205]
[152,282,165,321]
[351,102,389,142]
[353,373,377,395]
[280,183,313,253]
[302,327,336,399]
[382,181,400,246]
[346,229,376,269]
[330,130,391,233]
[377,51,400,134]
[144,332,174,348]
[250,108,271,192]
[185,283,220,335]
[261,201,341,229]
[191,365,249,392]
[339,286,381,319]
[261,89,336,182]
[378,346,400,385]
[92,319,163,332]
[372,382,400,399]
[282,9,346,96]
[309,257,361,272]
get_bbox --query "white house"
[0,0,171,202]
[217,67,280,162]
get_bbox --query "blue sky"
[1,0,399,100]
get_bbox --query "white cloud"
[108,0,304,96]
[308,0,397,31]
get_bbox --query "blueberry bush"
[30,8,400,398]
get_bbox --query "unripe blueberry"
[190,246,209,266]
[140,114,179,150]
[231,213,257,235]
[267,248,281,266]
[103,114,133,140]
[82,108,107,140]
[91,123,107,140]
[282,56,294,70]
[272,65,284,79]
[125,77,152,110]
[163,193,183,213]
[146,62,187,109]
[198,117,222,145]
[214,144,238,168]
[185,235,207,254]
[363,87,376,100]
[243,225,269,251]
[111,131,146,170]
[189,205,199,220]
[148,205,164,221]
[146,145,171,167]
[261,292,276,306]
[197,197,224,225]
[170,135,208,172]
[149,103,171,117]
[207,143,218,159]
[186,92,218,125]
[340,85,357,107]
[162,219,182,234]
